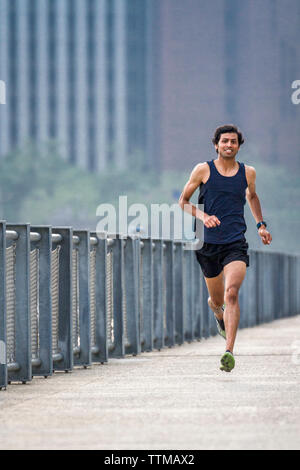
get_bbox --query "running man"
[179,124,272,372]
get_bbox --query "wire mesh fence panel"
[30,248,39,360]
[6,243,16,365]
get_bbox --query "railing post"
[246,250,257,326]
[90,232,108,363]
[192,249,202,340]
[124,236,140,356]
[269,253,276,322]
[30,226,52,378]
[273,253,281,320]
[283,254,290,317]
[290,255,297,317]
[108,235,125,358]
[262,251,272,323]
[296,255,300,315]
[152,239,164,350]
[263,252,272,322]
[73,230,91,368]
[140,238,153,352]
[200,274,210,338]
[279,253,285,319]
[183,245,194,341]
[0,221,7,390]
[257,251,263,323]
[268,253,274,322]
[7,224,31,384]
[257,250,265,324]
[238,273,246,329]
[164,240,175,348]
[174,242,184,345]
[52,227,73,373]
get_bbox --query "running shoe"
[208,298,226,339]
[220,351,235,372]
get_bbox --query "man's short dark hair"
[212,125,245,149]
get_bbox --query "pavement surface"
[0,315,300,450]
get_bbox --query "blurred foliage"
[0,141,299,254]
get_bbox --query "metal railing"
[0,220,299,390]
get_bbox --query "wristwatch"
[257,221,267,230]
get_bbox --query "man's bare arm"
[246,165,272,245]
[179,163,221,228]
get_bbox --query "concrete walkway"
[0,315,300,450]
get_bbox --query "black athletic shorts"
[195,238,249,278]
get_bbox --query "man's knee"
[224,285,239,304]
[210,296,224,308]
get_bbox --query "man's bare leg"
[204,271,225,321]
[204,273,227,339]
[223,261,247,353]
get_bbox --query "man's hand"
[203,213,221,228]
[258,227,272,245]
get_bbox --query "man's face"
[215,132,240,159]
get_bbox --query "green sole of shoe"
[220,352,235,372]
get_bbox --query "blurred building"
[0,0,157,171]
[157,0,300,171]
[0,0,299,173]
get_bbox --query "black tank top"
[195,159,248,244]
